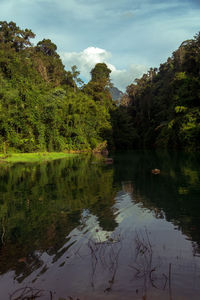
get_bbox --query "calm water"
[0,151,200,300]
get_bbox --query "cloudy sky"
[1,0,200,90]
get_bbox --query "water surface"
[0,151,200,299]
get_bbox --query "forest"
[122,32,200,150]
[0,21,200,152]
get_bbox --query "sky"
[0,0,200,91]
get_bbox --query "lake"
[0,151,200,300]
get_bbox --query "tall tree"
[0,21,35,51]
[90,62,112,89]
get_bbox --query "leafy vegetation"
[0,20,200,152]
[0,22,114,153]
[121,32,200,150]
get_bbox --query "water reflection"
[0,151,200,299]
[0,155,117,280]
[113,151,200,254]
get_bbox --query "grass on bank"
[0,152,77,163]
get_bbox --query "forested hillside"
[122,32,200,150]
[0,21,200,152]
[0,21,115,153]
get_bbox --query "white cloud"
[60,47,147,91]
[110,64,147,91]
[61,47,111,81]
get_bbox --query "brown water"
[0,151,200,299]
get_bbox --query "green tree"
[90,62,112,89]
[65,65,83,92]
[0,21,35,51]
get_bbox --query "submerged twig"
[9,286,43,300]
[169,263,172,300]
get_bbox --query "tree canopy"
[0,21,35,51]
[0,21,115,153]
[119,31,200,150]
[0,20,200,153]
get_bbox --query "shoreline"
[0,152,78,163]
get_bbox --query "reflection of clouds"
[114,191,155,227]
[75,188,162,237]
[79,210,113,242]
[6,188,200,299]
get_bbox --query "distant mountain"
[109,86,124,101]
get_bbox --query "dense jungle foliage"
[0,21,200,152]
[0,21,114,152]
[122,32,200,150]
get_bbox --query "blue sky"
[0,0,200,90]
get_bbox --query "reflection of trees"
[114,150,200,253]
[90,195,118,232]
[0,155,118,280]
[2,149,200,285]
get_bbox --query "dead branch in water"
[9,287,57,300]
[87,232,122,291]
[130,228,173,298]
[9,286,43,300]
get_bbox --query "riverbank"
[0,152,77,163]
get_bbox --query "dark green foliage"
[0,21,35,51]
[90,62,111,86]
[36,39,57,56]
[124,32,200,150]
[1,20,198,152]
[83,63,113,108]
[111,106,139,149]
